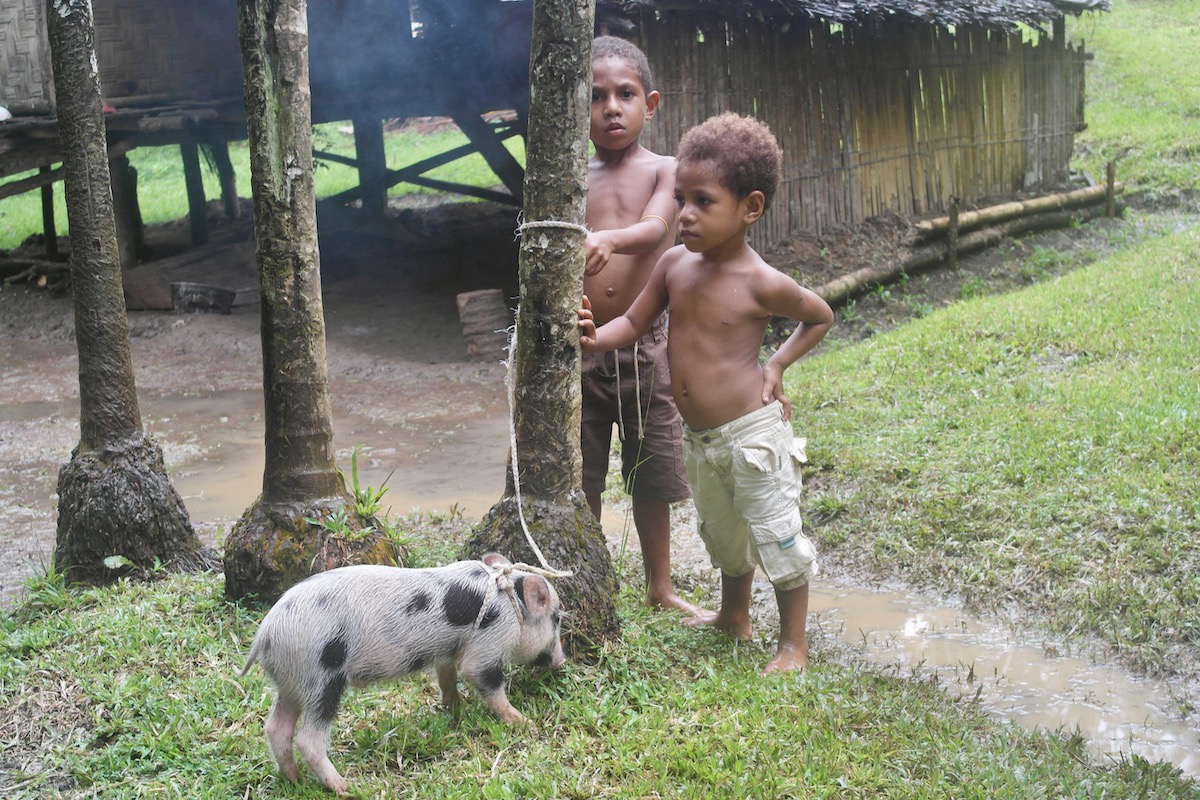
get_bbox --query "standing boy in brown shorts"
[582,36,702,615]
[579,112,834,673]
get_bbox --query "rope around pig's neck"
[473,559,573,629]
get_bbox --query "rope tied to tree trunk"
[502,316,575,577]
[499,211,588,576]
[514,211,590,239]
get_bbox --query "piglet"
[239,554,566,795]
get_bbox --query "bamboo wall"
[638,15,1089,248]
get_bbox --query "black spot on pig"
[477,663,505,693]
[315,592,333,608]
[406,591,431,614]
[315,673,347,723]
[443,584,484,626]
[531,649,556,669]
[320,637,348,671]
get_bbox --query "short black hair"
[677,112,783,210]
[593,35,654,94]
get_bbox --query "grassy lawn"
[3,1,1199,797]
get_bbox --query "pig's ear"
[521,575,553,616]
[482,552,512,568]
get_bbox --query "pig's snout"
[532,641,566,671]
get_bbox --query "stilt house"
[0,0,1108,254]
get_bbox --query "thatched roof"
[605,0,1109,30]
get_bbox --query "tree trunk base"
[223,498,402,604]
[463,494,619,662]
[55,433,216,586]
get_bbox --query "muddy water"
[2,390,1197,778]
[808,585,1200,777]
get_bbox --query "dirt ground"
[0,195,1141,607]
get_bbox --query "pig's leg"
[435,662,463,709]
[264,694,301,783]
[294,674,350,795]
[460,657,523,723]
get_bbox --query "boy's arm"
[579,254,672,350]
[584,159,678,276]
[760,278,834,420]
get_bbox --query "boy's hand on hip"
[762,363,792,421]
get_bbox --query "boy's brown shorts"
[581,319,690,504]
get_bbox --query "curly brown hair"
[593,36,654,94]
[677,112,783,210]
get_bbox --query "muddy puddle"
[2,388,1197,778]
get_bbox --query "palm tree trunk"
[463,0,619,660]
[47,0,211,586]
[223,0,397,603]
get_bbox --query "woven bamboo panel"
[638,13,1089,246]
[0,0,50,107]
[92,0,242,101]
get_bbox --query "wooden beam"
[451,111,525,199]
[352,115,388,216]
[180,142,209,246]
[321,124,523,206]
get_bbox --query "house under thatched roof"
[0,0,1110,257]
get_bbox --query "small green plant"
[960,276,988,299]
[911,300,936,318]
[341,447,393,518]
[1021,246,1066,282]
[305,507,376,540]
[840,299,862,324]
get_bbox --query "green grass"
[3,562,1194,799]
[0,121,523,251]
[790,226,1200,679]
[1068,0,1200,198]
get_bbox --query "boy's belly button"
[605,286,615,296]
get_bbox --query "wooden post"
[180,141,209,246]
[210,140,241,220]
[1105,161,1116,219]
[948,196,960,269]
[109,154,141,269]
[39,166,57,256]
[352,115,388,216]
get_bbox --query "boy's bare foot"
[682,609,752,640]
[647,591,706,617]
[762,641,808,675]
